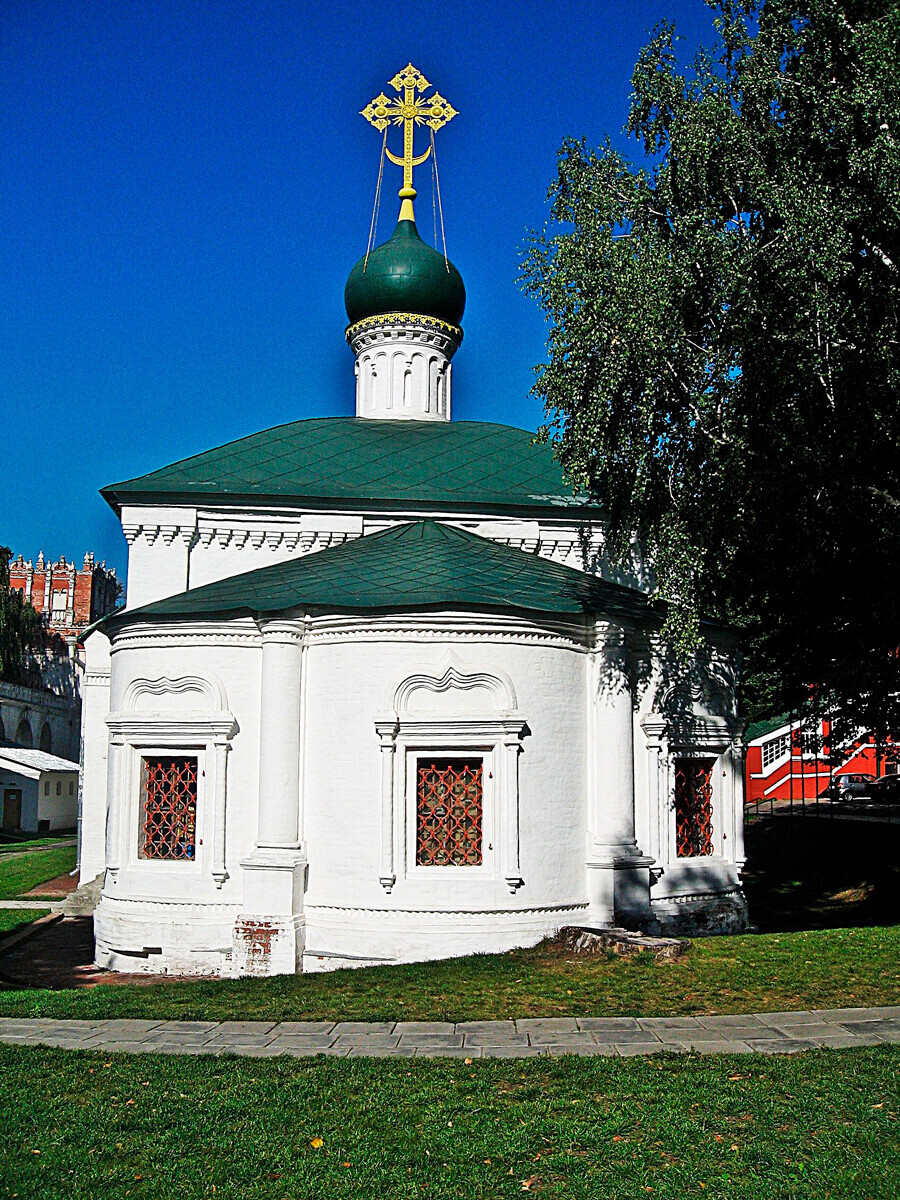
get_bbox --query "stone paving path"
[2,1007,899,1058]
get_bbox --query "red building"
[745,714,894,805]
[8,552,119,640]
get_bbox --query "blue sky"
[1,0,714,581]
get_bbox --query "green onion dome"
[345,214,466,329]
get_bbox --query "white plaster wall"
[0,772,39,831]
[86,610,746,976]
[118,499,648,613]
[300,623,590,967]
[37,773,79,830]
[79,632,112,884]
[632,637,746,930]
[121,506,196,608]
[93,624,262,974]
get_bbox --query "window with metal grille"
[674,757,714,858]
[139,756,197,861]
[761,732,790,769]
[416,758,483,867]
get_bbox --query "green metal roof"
[102,418,590,516]
[345,217,465,327]
[112,520,655,626]
[744,713,791,743]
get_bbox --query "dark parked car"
[821,773,877,802]
[868,774,900,804]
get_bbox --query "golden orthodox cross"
[361,63,457,201]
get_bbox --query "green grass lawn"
[0,834,75,855]
[2,924,899,1021]
[0,908,50,938]
[0,843,76,900]
[1,1044,897,1199]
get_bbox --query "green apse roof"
[344,217,465,328]
[102,418,590,516]
[114,520,655,626]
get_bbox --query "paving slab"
[804,1033,881,1049]
[515,1018,581,1034]
[616,1042,684,1057]
[145,1021,219,1034]
[763,1022,850,1039]
[204,1033,277,1047]
[481,1046,548,1058]
[142,1031,219,1046]
[526,1032,594,1047]
[744,1039,817,1054]
[272,1022,336,1035]
[590,1028,665,1045]
[547,1043,618,1056]
[462,1033,530,1048]
[91,1041,163,1054]
[1,1007,898,1059]
[25,1019,108,1032]
[331,1021,396,1035]
[638,1017,705,1032]
[348,1045,416,1058]
[682,1040,754,1054]
[756,1011,818,1025]
[576,1017,643,1032]
[394,1021,456,1035]
[415,1046,483,1059]
[397,1035,465,1049]
[95,1020,165,1036]
[209,1021,276,1035]
[149,1043,225,1056]
[695,1015,768,1029]
[819,1007,884,1020]
[266,1036,336,1051]
[224,1044,304,1058]
[332,1034,401,1049]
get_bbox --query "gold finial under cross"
[361,63,457,211]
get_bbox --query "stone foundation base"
[232,914,305,977]
[650,889,749,937]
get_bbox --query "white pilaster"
[375,720,398,892]
[234,619,307,976]
[586,620,654,928]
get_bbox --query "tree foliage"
[0,546,43,687]
[521,0,900,736]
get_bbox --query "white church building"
[78,65,747,977]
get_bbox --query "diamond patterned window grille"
[674,757,714,858]
[416,758,483,866]
[139,756,197,861]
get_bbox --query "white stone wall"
[119,501,652,612]
[350,321,458,421]
[300,618,590,968]
[37,773,79,830]
[88,611,747,976]
[78,632,112,885]
[0,772,39,831]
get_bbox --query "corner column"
[586,621,654,929]
[233,620,307,976]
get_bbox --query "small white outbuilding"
[0,747,79,834]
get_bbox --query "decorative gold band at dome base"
[345,312,463,343]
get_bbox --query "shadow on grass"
[743,807,900,932]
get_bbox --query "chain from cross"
[360,63,457,198]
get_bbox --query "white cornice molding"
[106,715,235,739]
[393,660,518,715]
[122,672,229,712]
